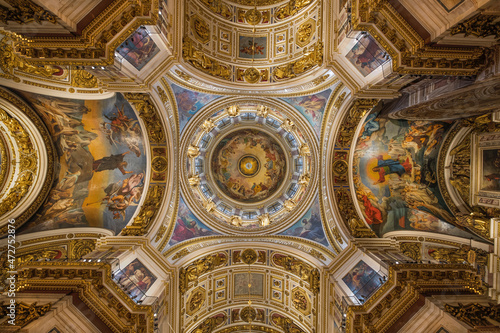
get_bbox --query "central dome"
[210,129,287,203]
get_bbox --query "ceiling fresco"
[16,90,146,235]
[180,98,317,234]
[116,27,160,71]
[211,129,287,203]
[280,88,332,137]
[170,83,222,132]
[279,196,331,248]
[2,0,500,332]
[353,107,475,238]
[167,196,220,247]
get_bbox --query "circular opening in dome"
[238,154,261,177]
[210,128,287,203]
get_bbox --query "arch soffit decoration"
[0,87,55,233]
[321,94,379,244]
[178,246,321,333]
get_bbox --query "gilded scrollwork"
[399,242,421,261]
[272,253,320,295]
[198,0,232,20]
[0,107,37,218]
[124,93,166,143]
[179,252,228,294]
[0,0,57,25]
[121,185,165,236]
[275,0,312,20]
[183,38,232,81]
[296,20,315,47]
[450,14,500,39]
[428,245,488,266]
[192,313,227,333]
[71,70,99,88]
[241,249,258,265]
[0,302,51,328]
[291,287,311,315]
[273,43,323,80]
[69,239,96,260]
[191,15,210,43]
[186,287,206,315]
[444,303,500,328]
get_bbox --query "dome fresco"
[210,129,287,203]
[181,100,317,233]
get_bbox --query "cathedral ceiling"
[1,0,500,332]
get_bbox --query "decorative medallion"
[152,156,168,173]
[211,129,287,203]
[240,306,257,322]
[238,155,261,177]
[191,15,210,43]
[241,249,258,265]
[296,19,315,47]
[332,159,348,176]
[245,8,262,25]
[291,287,311,315]
[244,67,261,83]
[186,287,206,315]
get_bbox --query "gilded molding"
[155,80,180,250]
[122,185,165,236]
[351,0,490,75]
[438,116,500,241]
[346,263,485,332]
[329,99,379,239]
[182,37,232,81]
[0,87,55,233]
[0,0,57,25]
[8,0,158,66]
[0,301,51,328]
[450,14,500,39]
[15,262,156,332]
[124,93,166,143]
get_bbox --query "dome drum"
[181,99,317,235]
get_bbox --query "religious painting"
[211,129,287,202]
[114,258,157,300]
[437,0,464,12]
[280,197,330,248]
[471,132,500,209]
[480,148,500,191]
[239,35,267,59]
[168,196,219,246]
[170,84,221,132]
[281,88,332,137]
[116,27,160,70]
[346,34,389,77]
[353,109,477,238]
[342,260,382,301]
[17,91,146,235]
[234,273,264,297]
